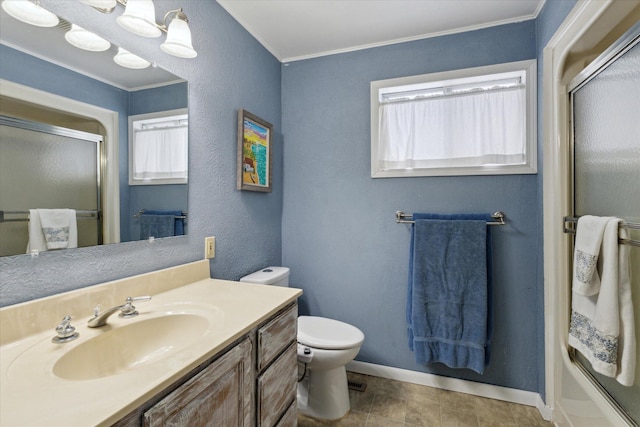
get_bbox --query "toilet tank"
[239,267,290,287]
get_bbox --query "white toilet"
[240,267,365,420]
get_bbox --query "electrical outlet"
[205,236,215,259]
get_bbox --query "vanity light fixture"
[64,24,111,52]
[116,0,161,38]
[113,46,151,69]
[160,10,197,59]
[1,0,59,27]
[79,0,197,59]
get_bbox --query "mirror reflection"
[0,3,189,257]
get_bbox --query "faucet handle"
[57,315,73,331]
[120,295,152,318]
[52,315,80,343]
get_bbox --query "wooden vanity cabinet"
[112,302,298,427]
[256,304,298,427]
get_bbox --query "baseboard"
[536,395,554,422]
[347,360,553,421]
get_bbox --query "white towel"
[26,209,78,252]
[568,217,635,386]
[614,226,635,386]
[26,209,48,253]
[572,215,609,296]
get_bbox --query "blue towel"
[141,210,185,236]
[140,214,176,239]
[407,213,493,374]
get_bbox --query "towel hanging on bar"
[406,213,494,373]
[133,209,187,219]
[135,209,186,238]
[564,216,640,248]
[0,209,100,223]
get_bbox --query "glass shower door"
[0,116,102,255]
[570,26,640,425]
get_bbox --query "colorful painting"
[237,110,273,192]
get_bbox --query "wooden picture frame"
[237,109,273,192]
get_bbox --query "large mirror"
[0,3,188,257]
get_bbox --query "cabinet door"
[257,343,297,427]
[144,339,253,427]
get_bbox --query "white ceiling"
[1,1,547,88]
[217,0,546,62]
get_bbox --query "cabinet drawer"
[257,343,297,427]
[257,304,297,372]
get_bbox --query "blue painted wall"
[279,0,575,397]
[281,21,541,392]
[129,82,188,115]
[0,0,577,399]
[0,0,283,306]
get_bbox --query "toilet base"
[297,365,350,420]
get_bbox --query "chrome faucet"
[52,315,80,343]
[87,296,151,328]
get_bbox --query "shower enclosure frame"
[0,79,120,245]
[567,22,639,426]
[543,0,640,426]
[0,115,104,249]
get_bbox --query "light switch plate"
[205,236,215,259]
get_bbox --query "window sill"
[371,163,537,178]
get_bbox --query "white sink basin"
[53,313,209,380]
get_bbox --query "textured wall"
[0,0,283,306]
[281,21,542,392]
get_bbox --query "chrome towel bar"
[0,209,101,223]
[395,211,506,225]
[133,209,187,219]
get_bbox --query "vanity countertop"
[0,260,302,426]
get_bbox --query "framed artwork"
[237,109,273,192]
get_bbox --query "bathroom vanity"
[0,260,301,426]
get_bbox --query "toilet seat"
[297,316,364,350]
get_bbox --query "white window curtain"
[378,86,526,170]
[133,126,188,180]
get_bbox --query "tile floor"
[297,372,554,427]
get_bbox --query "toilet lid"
[297,316,365,350]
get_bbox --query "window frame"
[370,59,537,178]
[128,108,188,186]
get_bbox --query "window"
[128,109,188,185]
[371,60,536,177]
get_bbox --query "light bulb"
[160,15,197,58]
[2,0,59,27]
[113,47,150,69]
[116,0,161,38]
[65,24,111,52]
